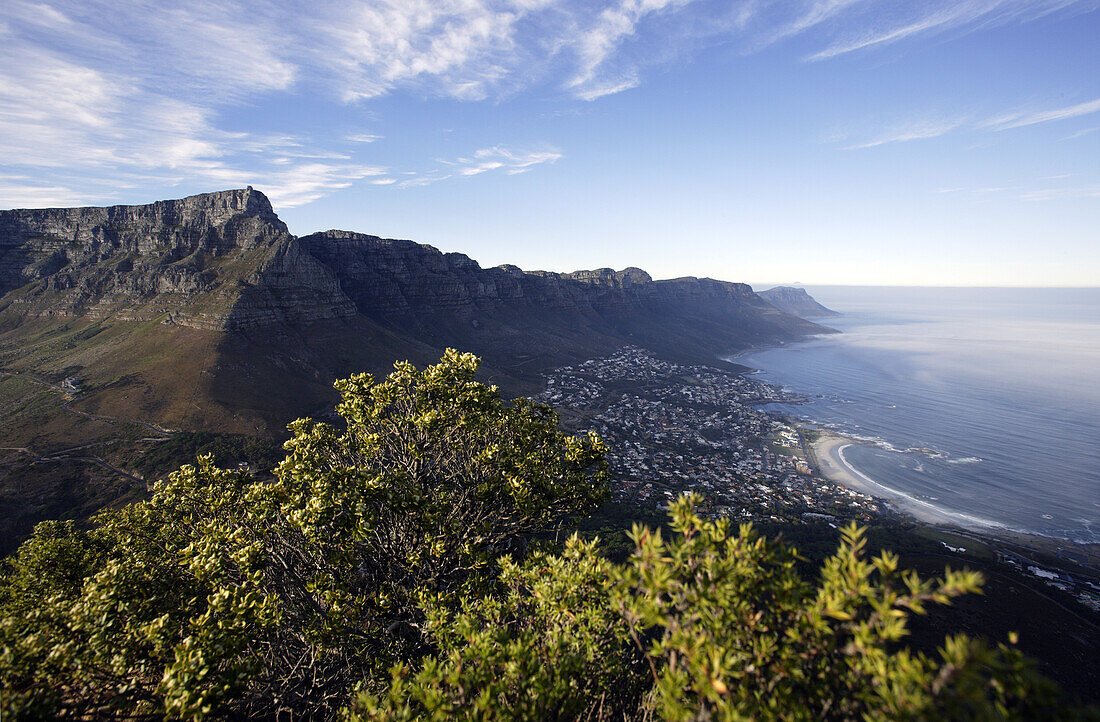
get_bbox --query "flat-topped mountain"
[0,189,829,437]
[758,286,839,319]
[0,187,354,329]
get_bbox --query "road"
[0,369,175,484]
[1,369,173,435]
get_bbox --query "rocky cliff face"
[758,286,839,319]
[0,188,827,360]
[0,188,355,329]
[293,228,825,368]
[298,230,650,319]
[299,231,791,322]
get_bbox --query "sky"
[1,0,1098,286]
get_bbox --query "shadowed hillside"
[0,189,828,437]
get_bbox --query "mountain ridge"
[0,188,832,438]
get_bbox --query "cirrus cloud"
[1,0,1095,209]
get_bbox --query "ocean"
[738,287,1100,544]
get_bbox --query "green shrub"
[352,494,1061,721]
[0,350,607,719]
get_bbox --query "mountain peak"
[0,187,338,328]
[757,286,839,319]
[151,186,281,228]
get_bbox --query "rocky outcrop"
[0,188,356,329]
[758,286,839,319]
[564,267,652,287]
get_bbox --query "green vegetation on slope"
[0,352,1087,720]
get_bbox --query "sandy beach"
[809,432,970,526]
[808,431,1100,568]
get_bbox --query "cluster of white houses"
[537,347,880,524]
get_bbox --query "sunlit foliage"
[353,495,1061,721]
[0,351,606,719]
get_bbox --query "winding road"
[0,370,174,435]
[0,369,175,484]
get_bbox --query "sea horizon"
[751,284,1100,289]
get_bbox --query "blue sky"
[1,0,1098,286]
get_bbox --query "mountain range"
[0,187,831,436]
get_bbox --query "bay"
[738,286,1100,543]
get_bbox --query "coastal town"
[537,345,1100,613]
[536,346,882,524]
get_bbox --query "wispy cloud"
[346,133,383,143]
[258,164,389,208]
[806,3,977,61]
[754,0,869,50]
[0,43,372,208]
[0,2,375,208]
[316,0,531,102]
[983,97,1100,130]
[398,146,562,187]
[845,94,1100,150]
[565,0,694,101]
[447,147,563,175]
[0,0,586,208]
[1019,184,1100,201]
[937,185,1022,194]
[1061,126,1099,140]
[2,0,296,100]
[1,0,1095,208]
[805,0,1091,61]
[396,176,445,189]
[0,181,111,208]
[845,118,968,149]
[935,178,1100,202]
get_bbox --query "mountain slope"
[0,188,832,552]
[0,189,828,439]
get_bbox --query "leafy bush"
[352,495,1061,721]
[0,350,607,719]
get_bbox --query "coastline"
[734,331,1100,575]
[809,433,994,528]
[808,431,1100,570]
